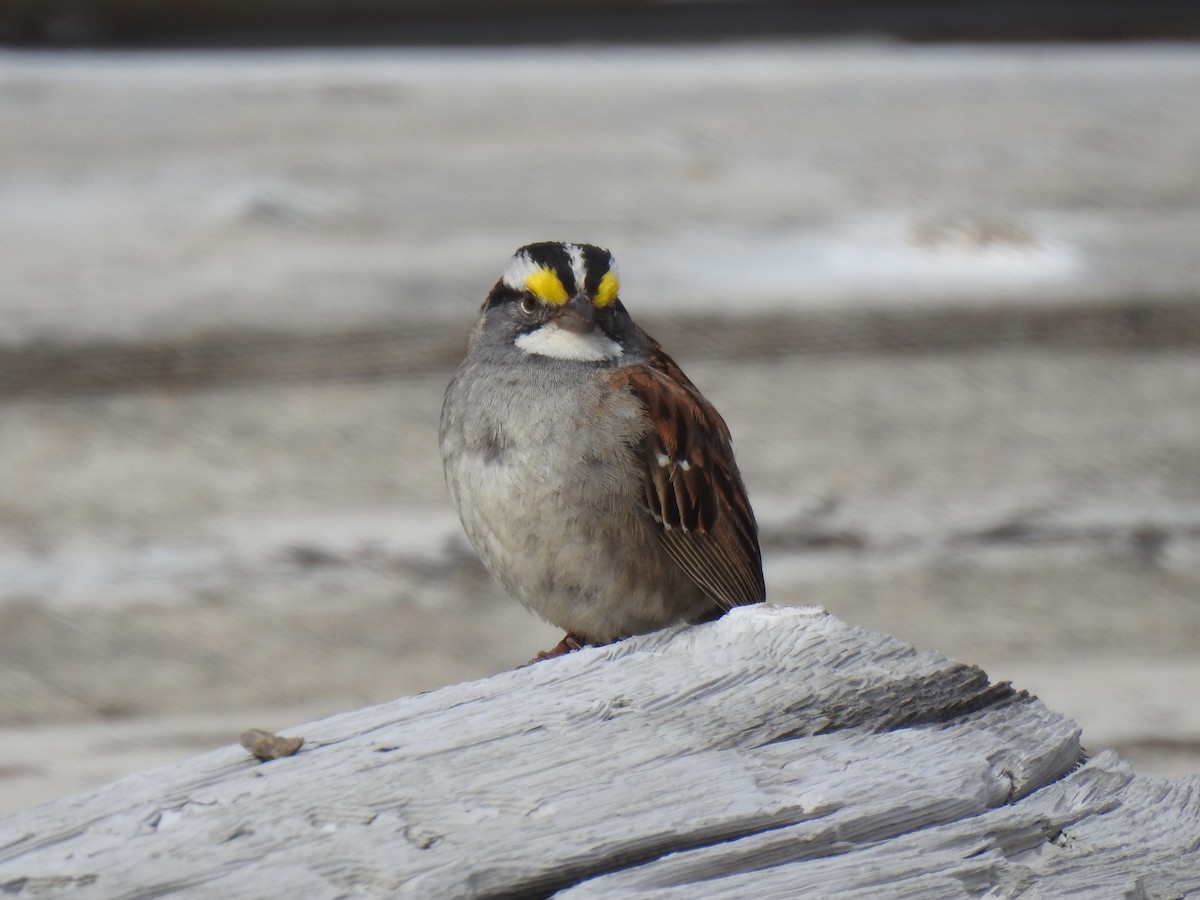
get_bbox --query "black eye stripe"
[483,283,519,309]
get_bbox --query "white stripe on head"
[501,251,543,292]
[514,324,624,362]
[565,243,587,294]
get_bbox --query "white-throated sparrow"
[440,241,764,661]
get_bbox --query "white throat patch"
[514,324,624,362]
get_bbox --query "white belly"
[441,368,711,642]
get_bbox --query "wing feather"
[612,335,766,610]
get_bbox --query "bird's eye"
[519,295,538,315]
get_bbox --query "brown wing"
[612,334,765,609]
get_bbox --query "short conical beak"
[552,293,596,334]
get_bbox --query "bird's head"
[475,241,641,364]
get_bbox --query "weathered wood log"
[1,606,1196,898]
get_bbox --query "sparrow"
[439,241,764,661]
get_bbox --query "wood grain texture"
[2,607,1194,898]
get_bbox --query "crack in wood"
[758,665,1021,744]
[483,809,832,900]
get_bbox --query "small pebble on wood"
[239,728,304,761]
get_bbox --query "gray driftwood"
[1,606,1197,898]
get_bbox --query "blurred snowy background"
[1,3,1199,814]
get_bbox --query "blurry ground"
[1,42,1198,816]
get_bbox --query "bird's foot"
[523,633,587,666]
